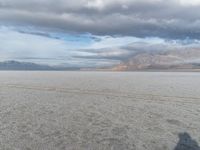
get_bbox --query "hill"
[112,49,200,71]
[0,61,80,71]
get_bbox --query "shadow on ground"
[174,132,200,150]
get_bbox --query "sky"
[0,0,200,67]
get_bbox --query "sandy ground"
[0,71,200,150]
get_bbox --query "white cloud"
[0,27,67,59]
[0,26,137,66]
[180,0,200,5]
[87,36,139,49]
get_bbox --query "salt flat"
[0,71,200,150]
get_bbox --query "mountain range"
[111,49,200,71]
[0,61,80,71]
[1,48,200,71]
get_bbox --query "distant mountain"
[112,49,200,71]
[0,61,80,71]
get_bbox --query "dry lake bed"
[0,71,200,150]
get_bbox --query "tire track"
[1,84,200,105]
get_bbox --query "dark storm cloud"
[17,30,52,38]
[1,0,200,39]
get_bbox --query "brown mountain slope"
[112,49,200,71]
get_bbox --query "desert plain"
[0,71,200,150]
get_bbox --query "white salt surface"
[0,72,199,150]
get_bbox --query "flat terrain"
[0,72,200,150]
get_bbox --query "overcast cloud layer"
[1,0,200,39]
[0,0,200,67]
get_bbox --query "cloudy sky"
[0,0,200,67]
